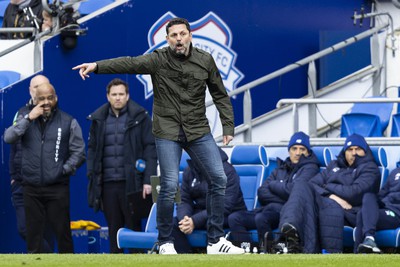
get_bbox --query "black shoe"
[280,223,301,253]
[281,223,299,244]
[357,238,382,254]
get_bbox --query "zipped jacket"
[258,151,320,206]
[4,107,86,186]
[310,148,380,207]
[86,100,157,211]
[379,167,400,217]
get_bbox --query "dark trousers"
[354,192,400,249]
[172,215,229,253]
[23,184,72,253]
[317,194,357,253]
[11,181,55,252]
[172,217,195,253]
[102,181,135,253]
[228,209,279,242]
[279,181,319,253]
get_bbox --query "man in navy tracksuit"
[277,134,380,253]
[355,168,400,253]
[172,148,247,253]
[228,132,320,251]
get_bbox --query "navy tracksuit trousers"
[354,192,400,250]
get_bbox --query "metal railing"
[211,22,390,143]
[0,29,51,76]
[276,98,400,135]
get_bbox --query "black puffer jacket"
[311,147,380,253]
[258,151,320,206]
[378,167,400,218]
[86,99,157,212]
[310,148,380,206]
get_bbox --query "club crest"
[138,11,244,100]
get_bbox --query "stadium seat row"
[116,145,400,253]
[340,97,400,137]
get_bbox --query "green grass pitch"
[0,254,399,267]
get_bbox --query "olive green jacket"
[95,46,234,142]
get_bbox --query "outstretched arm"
[72,62,98,80]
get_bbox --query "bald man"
[8,75,54,252]
[28,74,49,102]
[4,82,86,253]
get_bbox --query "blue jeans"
[155,133,227,245]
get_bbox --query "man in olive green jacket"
[73,17,243,255]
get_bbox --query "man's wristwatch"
[24,114,32,122]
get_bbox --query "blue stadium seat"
[341,113,382,137]
[390,113,400,137]
[350,97,394,129]
[0,0,8,27]
[79,0,115,16]
[343,226,355,248]
[187,145,269,248]
[340,97,394,137]
[230,145,269,210]
[179,151,190,185]
[117,203,159,250]
[0,1,8,16]
[375,228,400,249]
[0,70,21,89]
[370,146,389,189]
[312,146,333,170]
[264,147,287,177]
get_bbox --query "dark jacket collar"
[337,147,375,168]
[88,99,146,122]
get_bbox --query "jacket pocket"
[153,105,175,117]
[187,71,208,98]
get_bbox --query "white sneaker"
[159,243,177,255]
[207,237,245,254]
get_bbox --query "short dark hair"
[166,17,191,34]
[106,78,129,94]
